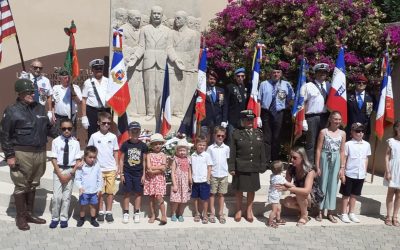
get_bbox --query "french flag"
[194,47,207,138]
[247,43,263,128]
[375,52,394,140]
[106,28,131,116]
[159,61,171,136]
[326,47,347,126]
[292,58,308,141]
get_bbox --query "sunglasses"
[236,74,245,78]
[354,130,364,133]
[216,134,225,138]
[101,122,111,125]
[22,91,35,95]
[32,66,43,70]
[61,127,73,131]
[356,82,366,85]
[93,66,103,71]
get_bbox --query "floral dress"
[170,156,191,203]
[143,152,166,196]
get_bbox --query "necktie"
[211,87,216,103]
[320,83,327,101]
[33,77,39,102]
[269,84,277,116]
[357,93,363,110]
[63,138,69,167]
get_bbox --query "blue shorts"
[191,182,210,201]
[79,193,98,205]
[122,170,143,194]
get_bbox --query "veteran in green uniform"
[228,110,267,222]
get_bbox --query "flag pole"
[7,0,25,71]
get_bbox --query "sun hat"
[149,133,165,144]
[176,138,192,149]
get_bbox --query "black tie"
[63,138,69,166]
[320,83,327,102]
[33,77,40,102]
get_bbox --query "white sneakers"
[122,213,129,224]
[339,213,360,223]
[134,212,140,223]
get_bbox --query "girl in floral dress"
[144,133,167,225]
[170,139,192,222]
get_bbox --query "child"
[87,112,119,223]
[383,120,400,226]
[170,139,192,222]
[206,126,229,224]
[119,121,148,223]
[144,133,167,225]
[49,118,82,229]
[267,160,290,228]
[75,146,103,227]
[338,122,371,223]
[191,136,213,224]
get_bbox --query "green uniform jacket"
[228,128,267,173]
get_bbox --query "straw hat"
[176,138,192,149]
[149,133,165,144]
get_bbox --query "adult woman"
[228,110,267,222]
[279,146,316,226]
[315,111,346,223]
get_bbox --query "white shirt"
[27,73,53,106]
[301,80,331,114]
[207,143,230,178]
[74,162,103,194]
[191,151,213,183]
[345,139,371,179]
[50,135,82,166]
[82,76,109,108]
[88,131,119,171]
[52,84,82,117]
[355,90,365,102]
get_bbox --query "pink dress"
[143,152,166,196]
[170,156,191,203]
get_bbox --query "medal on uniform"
[366,102,373,116]
[219,93,224,106]
[277,90,287,100]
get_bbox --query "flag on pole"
[375,52,394,140]
[107,28,131,116]
[0,0,16,62]
[247,43,263,128]
[159,62,171,136]
[178,92,196,138]
[194,47,207,137]
[63,21,80,79]
[292,58,308,141]
[326,46,347,126]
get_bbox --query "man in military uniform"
[258,66,295,162]
[0,79,58,231]
[228,110,266,222]
[347,74,374,141]
[224,68,249,142]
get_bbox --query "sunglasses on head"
[61,127,73,131]
[101,122,111,125]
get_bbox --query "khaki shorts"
[210,176,228,194]
[101,170,116,194]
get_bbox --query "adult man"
[258,67,295,162]
[21,59,53,121]
[347,74,374,141]
[112,8,128,29]
[0,79,58,230]
[81,59,110,139]
[201,70,227,140]
[301,63,331,163]
[131,6,175,118]
[122,9,146,116]
[224,68,249,141]
[168,10,199,116]
[51,68,82,132]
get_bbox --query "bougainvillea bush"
[205,0,400,83]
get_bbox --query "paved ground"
[0,220,398,250]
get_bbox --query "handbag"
[311,178,325,205]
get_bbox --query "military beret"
[207,69,219,80]
[234,67,246,75]
[312,63,330,72]
[89,59,105,68]
[354,74,368,83]
[58,68,69,76]
[240,110,255,119]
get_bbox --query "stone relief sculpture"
[113,8,128,29]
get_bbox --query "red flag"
[0,0,16,62]
[64,21,80,79]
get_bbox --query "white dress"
[383,138,400,189]
[268,174,286,203]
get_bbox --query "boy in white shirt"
[191,136,213,224]
[49,119,82,229]
[339,122,371,223]
[87,112,119,223]
[206,126,229,224]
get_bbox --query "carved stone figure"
[113,8,128,29]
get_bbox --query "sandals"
[234,211,242,222]
[296,217,309,226]
[148,217,155,224]
[393,217,400,227]
[315,212,323,222]
[202,216,208,224]
[219,214,226,224]
[266,221,278,228]
[327,214,338,223]
[194,214,201,222]
[209,214,216,223]
[385,216,392,226]
[276,218,286,225]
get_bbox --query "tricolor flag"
[159,62,171,136]
[292,58,308,141]
[107,28,131,116]
[194,47,207,137]
[0,0,16,62]
[326,46,347,126]
[63,21,79,79]
[375,52,394,140]
[247,43,263,128]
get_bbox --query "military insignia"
[219,93,224,105]
[111,69,126,84]
[277,90,287,100]
[366,102,373,116]
[207,90,212,96]
[349,95,355,102]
